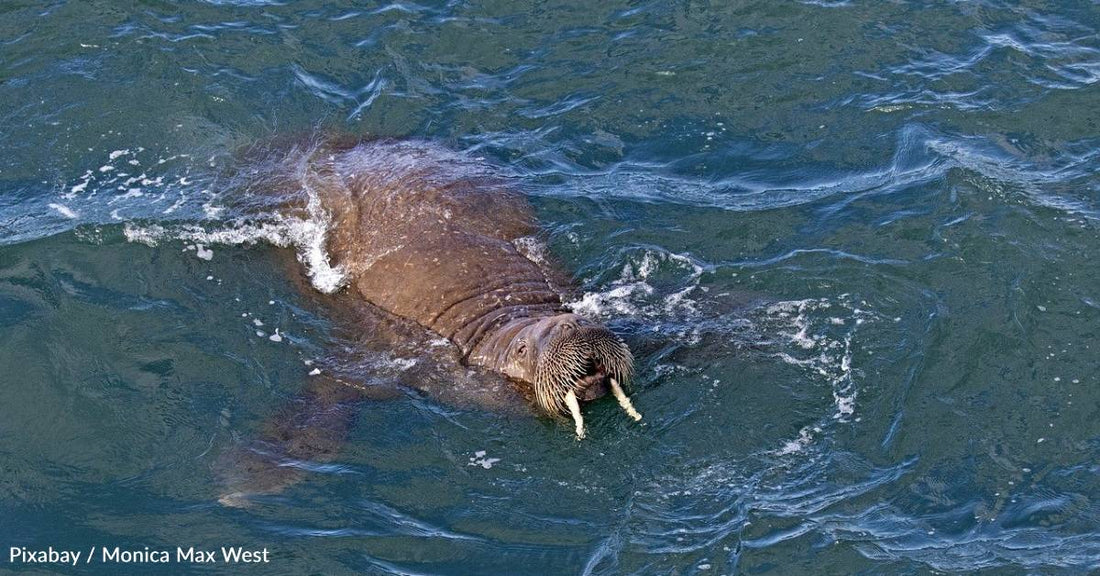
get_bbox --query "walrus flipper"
[215,375,395,507]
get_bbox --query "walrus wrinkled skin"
[289,139,640,436]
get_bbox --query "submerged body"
[290,139,639,435]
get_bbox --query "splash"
[124,211,347,294]
[756,296,873,425]
[512,235,549,267]
[569,248,706,319]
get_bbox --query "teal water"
[2,1,1099,574]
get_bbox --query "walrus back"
[298,140,570,355]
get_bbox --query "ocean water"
[2,1,1099,574]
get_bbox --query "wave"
[852,9,1099,111]
[505,124,1099,220]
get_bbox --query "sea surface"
[2,1,1099,574]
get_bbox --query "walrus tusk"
[609,377,642,421]
[565,390,585,439]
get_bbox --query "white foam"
[468,450,501,469]
[162,195,187,214]
[570,284,649,317]
[291,173,347,292]
[194,244,214,260]
[123,224,165,246]
[48,203,79,219]
[776,427,818,456]
[202,202,224,219]
[568,248,703,319]
[387,356,417,371]
[513,235,549,266]
[663,285,698,314]
[123,211,347,293]
[762,297,869,423]
[834,387,856,418]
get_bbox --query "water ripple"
[608,453,918,564]
[291,65,388,120]
[856,9,1100,110]
[261,497,480,543]
[834,505,1100,572]
[495,123,1100,221]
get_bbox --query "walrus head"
[471,313,639,438]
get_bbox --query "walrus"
[216,138,641,505]
[216,139,642,503]
[283,138,642,435]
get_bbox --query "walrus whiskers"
[530,325,637,429]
